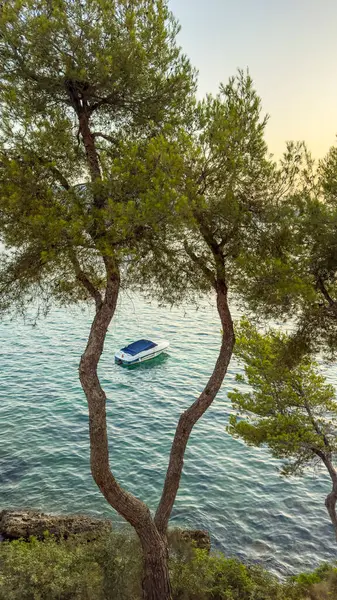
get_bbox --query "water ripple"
[0,294,336,575]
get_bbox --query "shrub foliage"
[0,531,336,600]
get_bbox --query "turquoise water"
[0,294,336,575]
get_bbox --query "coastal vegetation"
[0,530,336,600]
[232,140,337,361]
[0,1,280,597]
[0,1,337,599]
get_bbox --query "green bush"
[0,530,141,600]
[0,534,102,600]
[291,563,337,600]
[88,530,142,600]
[170,548,299,600]
[0,530,336,600]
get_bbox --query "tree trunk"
[320,453,337,539]
[79,267,172,599]
[324,461,337,539]
[325,488,337,538]
[78,268,233,598]
[155,280,234,535]
[140,525,172,600]
[79,269,151,524]
[70,79,172,598]
[79,111,102,189]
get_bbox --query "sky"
[169,0,337,159]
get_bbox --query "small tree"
[228,318,337,537]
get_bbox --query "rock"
[0,510,211,554]
[0,510,112,541]
[173,528,211,552]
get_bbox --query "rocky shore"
[0,509,111,541]
[0,509,211,551]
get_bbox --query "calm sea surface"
[0,294,336,575]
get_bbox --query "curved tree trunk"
[325,488,337,538]
[322,456,337,539]
[155,280,235,535]
[71,84,172,599]
[316,451,337,539]
[78,266,172,600]
[79,267,234,599]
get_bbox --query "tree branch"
[64,80,103,207]
[154,280,234,534]
[304,399,331,450]
[92,132,118,144]
[316,276,336,307]
[183,240,216,287]
[79,266,155,536]
[291,381,332,451]
[89,91,123,114]
[69,250,103,312]
[3,152,71,192]
[49,165,71,191]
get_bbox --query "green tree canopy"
[132,71,277,304]
[0,2,295,595]
[0,3,197,598]
[232,141,337,359]
[130,73,285,542]
[0,0,195,317]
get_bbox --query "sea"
[0,293,336,575]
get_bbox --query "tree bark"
[67,72,173,598]
[325,488,337,538]
[64,80,104,209]
[78,266,172,600]
[313,451,337,539]
[79,268,149,525]
[321,455,337,539]
[140,524,172,600]
[79,111,102,188]
[155,280,235,535]
[78,271,234,599]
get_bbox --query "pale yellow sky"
[169,0,337,159]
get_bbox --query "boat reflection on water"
[120,352,170,370]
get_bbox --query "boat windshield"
[121,339,157,356]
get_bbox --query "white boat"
[115,339,170,366]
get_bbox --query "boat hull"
[115,340,169,366]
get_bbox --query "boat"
[115,339,170,366]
